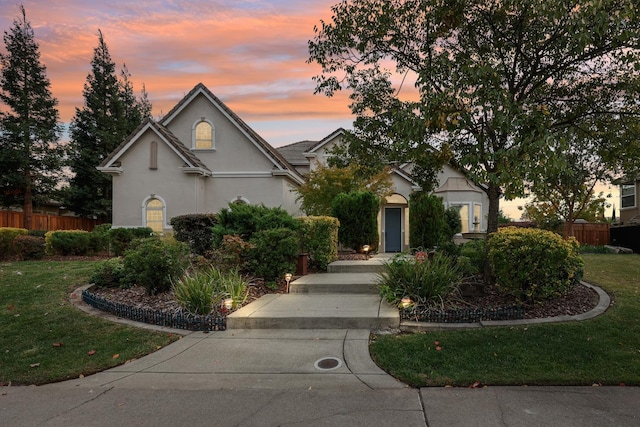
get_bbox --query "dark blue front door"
[385,207,402,252]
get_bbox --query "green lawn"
[370,254,640,387]
[0,260,179,385]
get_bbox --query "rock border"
[399,281,610,332]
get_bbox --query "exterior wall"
[434,165,489,233]
[201,175,300,216]
[619,182,639,224]
[111,130,203,229]
[165,94,275,172]
[307,133,343,172]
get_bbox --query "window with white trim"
[621,183,636,209]
[146,198,164,232]
[193,120,214,149]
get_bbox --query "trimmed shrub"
[45,230,92,256]
[90,223,112,253]
[248,228,298,284]
[296,216,339,270]
[212,203,298,247]
[444,206,462,238]
[331,191,379,251]
[170,214,217,255]
[378,253,461,306]
[458,238,487,276]
[90,257,127,288]
[27,229,47,237]
[108,227,154,256]
[14,235,45,260]
[208,234,255,272]
[0,227,28,258]
[122,237,190,295]
[487,227,584,302]
[409,192,447,249]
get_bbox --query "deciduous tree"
[308,0,640,236]
[294,163,393,215]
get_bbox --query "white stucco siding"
[202,176,301,216]
[166,94,276,172]
[308,134,343,172]
[111,132,204,229]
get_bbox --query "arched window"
[145,198,164,232]
[193,119,214,149]
[233,196,250,205]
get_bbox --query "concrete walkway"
[2,254,639,426]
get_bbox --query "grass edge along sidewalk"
[370,254,640,387]
[0,260,179,386]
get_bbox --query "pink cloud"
[1,0,348,143]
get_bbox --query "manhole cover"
[314,357,343,371]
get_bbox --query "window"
[146,198,164,232]
[621,184,636,209]
[449,204,470,233]
[193,120,214,149]
[473,203,482,231]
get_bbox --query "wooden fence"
[0,210,101,232]
[566,223,610,246]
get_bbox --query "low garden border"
[81,288,226,332]
[401,304,525,323]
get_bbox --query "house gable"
[98,120,211,176]
[159,83,302,184]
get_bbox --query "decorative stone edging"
[70,284,225,333]
[399,281,611,332]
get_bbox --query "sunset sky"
[0,0,353,145]
[0,0,619,219]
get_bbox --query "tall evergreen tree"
[0,6,63,229]
[67,30,150,221]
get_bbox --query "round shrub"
[487,227,584,302]
[170,214,217,255]
[331,191,379,252]
[296,216,339,271]
[0,227,28,258]
[122,237,190,295]
[13,235,45,260]
[90,257,126,288]
[248,228,298,284]
[108,227,154,256]
[458,238,487,276]
[409,192,447,249]
[45,230,92,256]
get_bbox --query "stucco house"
[618,179,640,224]
[98,83,489,252]
[276,128,489,252]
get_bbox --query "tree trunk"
[483,182,501,285]
[23,171,33,230]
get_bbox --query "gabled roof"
[98,119,211,176]
[160,83,302,180]
[306,128,347,154]
[276,140,318,165]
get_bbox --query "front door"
[385,207,402,252]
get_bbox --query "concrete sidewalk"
[2,327,639,426]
